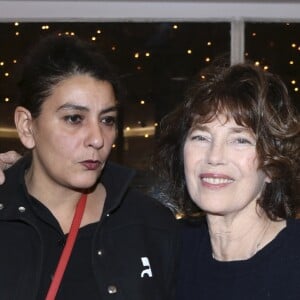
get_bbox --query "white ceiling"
[4,0,300,2]
[1,0,300,21]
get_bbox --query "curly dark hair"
[155,62,300,220]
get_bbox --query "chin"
[70,178,99,190]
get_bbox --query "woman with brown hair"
[156,62,300,299]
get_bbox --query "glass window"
[0,22,230,172]
[245,22,300,111]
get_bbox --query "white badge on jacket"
[140,257,153,278]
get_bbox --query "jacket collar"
[0,153,136,219]
[100,161,136,214]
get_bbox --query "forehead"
[191,109,253,129]
[190,114,256,135]
[45,74,117,109]
[191,114,237,127]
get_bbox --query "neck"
[207,212,286,261]
[25,168,83,211]
[25,168,105,233]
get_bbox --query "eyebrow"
[192,124,252,134]
[56,103,118,114]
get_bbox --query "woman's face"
[20,74,117,191]
[183,115,270,217]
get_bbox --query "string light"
[0,21,299,148]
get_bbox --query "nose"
[85,122,104,150]
[207,141,226,165]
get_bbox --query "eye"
[191,135,209,141]
[236,137,251,144]
[64,114,83,124]
[232,137,256,146]
[101,115,117,126]
[189,129,210,142]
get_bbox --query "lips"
[80,160,102,170]
[200,173,234,188]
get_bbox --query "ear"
[14,106,36,149]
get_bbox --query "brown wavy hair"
[155,62,300,220]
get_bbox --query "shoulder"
[102,162,178,230]
[0,155,30,201]
[124,188,178,228]
[284,218,300,241]
[273,218,300,260]
[178,217,208,247]
[179,217,207,233]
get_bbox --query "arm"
[0,151,22,184]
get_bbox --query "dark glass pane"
[245,22,300,111]
[0,22,230,171]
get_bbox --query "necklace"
[212,219,272,261]
[255,219,271,252]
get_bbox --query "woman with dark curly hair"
[155,63,300,299]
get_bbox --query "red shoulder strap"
[45,194,87,300]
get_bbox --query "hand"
[0,151,22,184]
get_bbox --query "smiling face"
[183,115,270,217]
[15,74,117,192]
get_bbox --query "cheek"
[108,129,117,143]
[183,145,193,176]
[183,145,197,189]
[40,131,80,156]
[103,130,117,150]
[242,154,269,183]
[183,143,196,166]
[238,151,260,172]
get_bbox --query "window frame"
[1,0,300,64]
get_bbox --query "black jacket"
[0,156,179,299]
